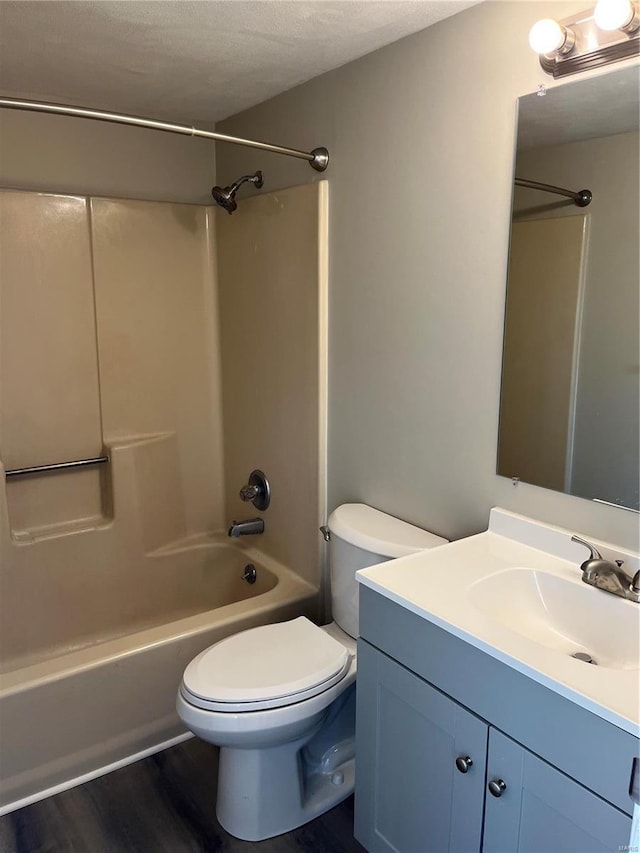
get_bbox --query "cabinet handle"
[488,779,507,798]
[455,755,473,774]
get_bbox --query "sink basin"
[468,568,640,670]
[357,509,640,732]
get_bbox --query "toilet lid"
[182,617,351,711]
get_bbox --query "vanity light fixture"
[529,3,640,77]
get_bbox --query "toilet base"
[175,626,358,842]
[216,736,355,842]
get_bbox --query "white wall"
[215,0,639,549]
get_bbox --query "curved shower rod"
[0,96,329,172]
[515,177,591,207]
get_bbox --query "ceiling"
[0,1,478,125]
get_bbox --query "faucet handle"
[571,535,603,561]
[240,483,260,501]
[632,571,640,594]
[239,469,271,511]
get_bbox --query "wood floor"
[0,738,366,852]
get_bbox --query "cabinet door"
[355,640,488,853]
[483,728,632,853]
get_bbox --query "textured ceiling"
[0,1,479,124]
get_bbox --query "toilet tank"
[327,503,447,638]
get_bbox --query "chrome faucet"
[228,517,264,538]
[571,535,640,603]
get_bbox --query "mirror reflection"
[498,67,639,511]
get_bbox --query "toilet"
[176,503,447,841]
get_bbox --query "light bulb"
[593,0,633,29]
[594,0,636,30]
[528,19,569,55]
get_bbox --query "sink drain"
[571,651,597,665]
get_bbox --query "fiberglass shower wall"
[0,182,328,668]
[215,180,329,593]
[0,191,225,669]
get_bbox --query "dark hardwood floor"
[0,738,365,852]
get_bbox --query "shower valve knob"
[239,470,271,511]
[239,484,260,501]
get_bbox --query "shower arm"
[228,173,263,194]
[515,177,592,207]
[0,96,329,172]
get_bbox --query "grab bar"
[4,455,109,479]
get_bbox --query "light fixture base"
[538,6,640,77]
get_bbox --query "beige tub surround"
[0,190,107,535]
[0,183,328,814]
[0,191,102,468]
[217,181,329,591]
[0,189,229,802]
[0,190,224,541]
[1,433,207,672]
[90,197,225,536]
[0,187,236,670]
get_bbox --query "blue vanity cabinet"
[355,586,636,853]
[355,639,488,853]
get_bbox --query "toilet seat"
[181,617,352,713]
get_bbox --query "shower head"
[211,185,238,214]
[211,171,264,214]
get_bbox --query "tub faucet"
[571,535,640,603]
[228,517,265,538]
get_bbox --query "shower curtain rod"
[0,96,329,172]
[515,177,591,207]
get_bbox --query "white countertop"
[357,508,640,736]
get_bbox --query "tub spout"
[228,518,264,537]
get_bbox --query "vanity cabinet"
[356,643,487,852]
[355,586,637,853]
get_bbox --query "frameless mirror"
[498,66,639,511]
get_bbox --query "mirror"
[498,66,639,511]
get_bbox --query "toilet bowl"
[177,619,356,840]
[177,503,447,841]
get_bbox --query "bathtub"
[0,536,317,814]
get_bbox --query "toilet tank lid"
[327,503,448,558]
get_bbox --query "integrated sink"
[357,508,640,733]
[468,568,640,671]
